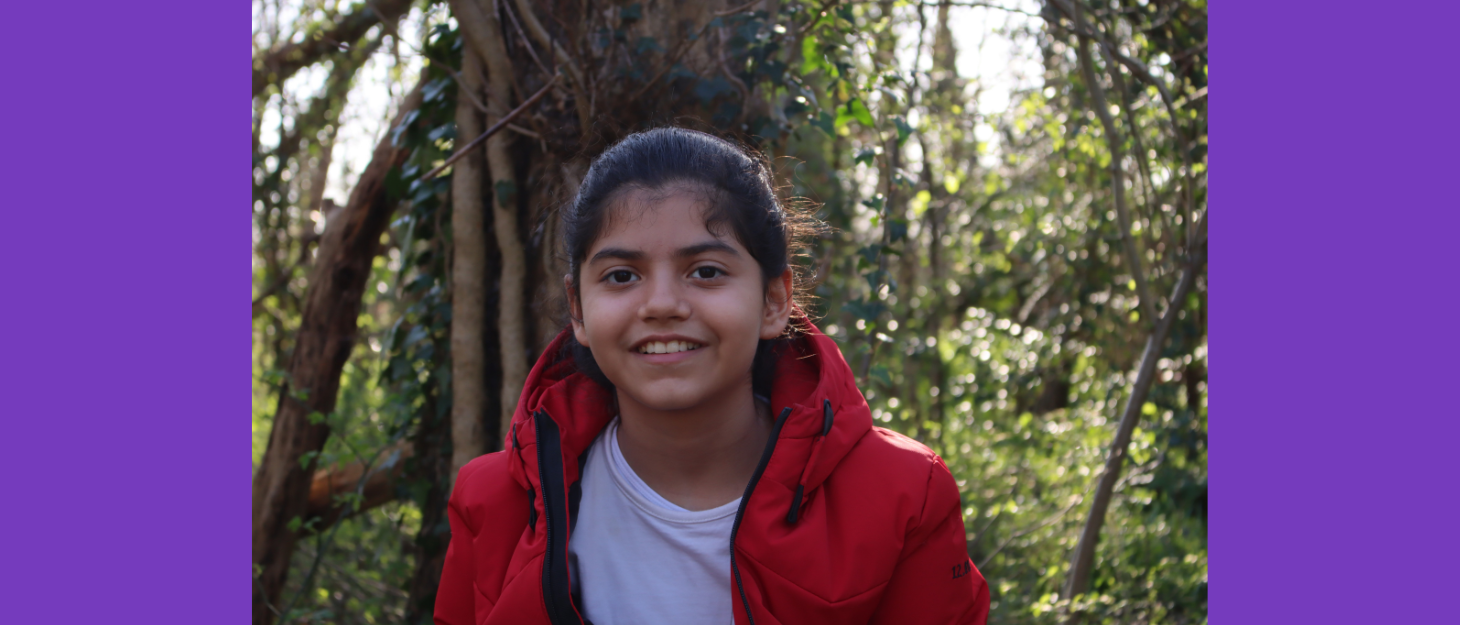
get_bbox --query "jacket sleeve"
[869,455,990,625]
[434,465,480,625]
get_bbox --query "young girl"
[434,128,988,624]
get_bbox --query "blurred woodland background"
[250,0,1207,623]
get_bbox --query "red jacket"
[435,325,989,624]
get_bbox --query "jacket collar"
[505,322,873,498]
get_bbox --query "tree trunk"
[252,81,425,625]
[1061,238,1205,616]
[450,45,491,477]
[452,0,528,449]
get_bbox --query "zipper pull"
[786,400,835,524]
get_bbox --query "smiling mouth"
[636,340,704,354]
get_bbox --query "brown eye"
[606,270,637,284]
[694,266,723,279]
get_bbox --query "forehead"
[589,187,746,255]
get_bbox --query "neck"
[614,382,771,511]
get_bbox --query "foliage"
[252,0,1207,623]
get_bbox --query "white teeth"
[638,341,701,354]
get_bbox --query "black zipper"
[534,411,584,625]
[730,406,794,625]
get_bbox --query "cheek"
[579,292,627,346]
[704,288,768,357]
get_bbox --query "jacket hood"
[504,321,874,509]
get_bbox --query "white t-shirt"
[567,418,740,625]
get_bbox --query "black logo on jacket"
[951,560,972,580]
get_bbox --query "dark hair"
[561,127,818,397]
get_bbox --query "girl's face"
[569,189,791,414]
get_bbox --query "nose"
[638,269,691,323]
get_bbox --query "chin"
[622,384,710,413]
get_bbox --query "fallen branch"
[304,441,414,527]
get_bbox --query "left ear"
[761,268,794,340]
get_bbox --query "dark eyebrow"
[676,241,740,259]
[587,247,645,265]
[587,241,738,265]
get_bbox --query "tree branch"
[252,78,426,625]
[1060,231,1206,612]
[303,442,414,529]
[1049,0,1199,255]
[422,75,559,181]
[508,0,593,133]
[1067,2,1157,328]
[980,492,1085,570]
[251,0,412,97]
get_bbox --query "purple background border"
[0,1,1453,623]
[0,1,247,622]
[1211,1,1459,623]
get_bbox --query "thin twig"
[508,0,591,131]
[501,0,550,76]
[979,492,1086,570]
[719,26,750,101]
[1065,1,1157,327]
[798,0,844,36]
[422,75,558,180]
[369,1,492,117]
[507,122,541,139]
[1049,0,1199,254]
[277,429,408,624]
[713,0,762,18]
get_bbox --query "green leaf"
[889,218,908,243]
[911,189,932,217]
[870,365,894,388]
[848,98,875,128]
[427,122,456,142]
[297,450,319,470]
[864,269,885,293]
[404,324,429,347]
[840,298,885,322]
[858,245,881,264]
[636,36,664,54]
[621,3,642,23]
[893,115,913,145]
[801,35,823,75]
[422,77,452,102]
[809,111,835,136]
[494,180,517,207]
[854,147,877,166]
